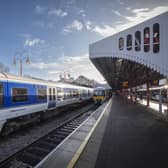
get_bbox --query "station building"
[89,12,168,90]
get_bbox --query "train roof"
[94,86,106,90]
[0,72,93,90]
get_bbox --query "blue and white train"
[0,73,93,134]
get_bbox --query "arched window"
[127,34,132,50]
[144,27,150,52]
[153,23,160,53]
[135,31,141,51]
[119,37,124,50]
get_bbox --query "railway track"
[0,105,98,168]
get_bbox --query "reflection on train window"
[135,31,141,51]
[144,27,150,52]
[0,83,4,107]
[57,88,62,101]
[37,88,47,100]
[119,38,124,50]
[49,88,52,101]
[127,34,132,50]
[12,88,28,102]
[53,88,56,100]
[153,23,160,53]
[94,90,105,96]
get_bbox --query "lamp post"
[13,50,30,76]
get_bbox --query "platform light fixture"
[13,50,30,76]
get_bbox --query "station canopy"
[89,12,168,90]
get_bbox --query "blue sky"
[0,0,168,83]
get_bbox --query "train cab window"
[119,37,124,50]
[12,88,28,102]
[37,88,47,100]
[49,88,52,101]
[53,88,56,100]
[135,31,141,51]
[153,23,160,53]
[0,84,4,107]
[144,27,150,52]
[127,34,132,50]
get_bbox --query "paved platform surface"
[75,96,168,168]
[35,101,110,168]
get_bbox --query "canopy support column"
[147,82,150,107]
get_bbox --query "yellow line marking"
[67,99,112,168]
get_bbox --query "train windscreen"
[94,90,105,96]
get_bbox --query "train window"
[119,37,124,50]
[135,31,141,51]
[49,88,52,101]
[37,88,47,100]
[53,88,56,100]
[12,88,28,102]
[153,23,160,53]
[0,83,4,107]
[94,90,105,96]
[57,88,62,101]
[144,27,150,52]
[127,34,132,50]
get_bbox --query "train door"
[0,83,4,108]
[48,87,56,109]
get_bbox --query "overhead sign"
[122,81,128,87]
[151,80,159,86]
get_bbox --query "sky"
[0,0,168,83]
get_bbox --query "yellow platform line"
[67,99,112,168]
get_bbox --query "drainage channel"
[0,105,98,168]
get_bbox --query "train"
[93,87,111,104]
[0,72,93,134]
[135,86,167,104]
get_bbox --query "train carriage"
[0,72,93,134]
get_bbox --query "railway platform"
[36,96,168,168]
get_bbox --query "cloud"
[63,20,83,33]
[35,5,47,14]
[85,21,92,30]
[24,38,45,47]
[78,9,86,17]
[30,54,105,83]
[92,25,117,37]
[85,6,168,37]
[84,20,117,37]
[33,21,45,28]
[117,0,124,5]
[48,9,68,17]
[132,8,150,13]
[124,6,168,22]
[112,10,123,17]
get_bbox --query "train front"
[93,87,106,104]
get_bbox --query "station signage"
[151,80,159,86]
[122,81,128,87]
